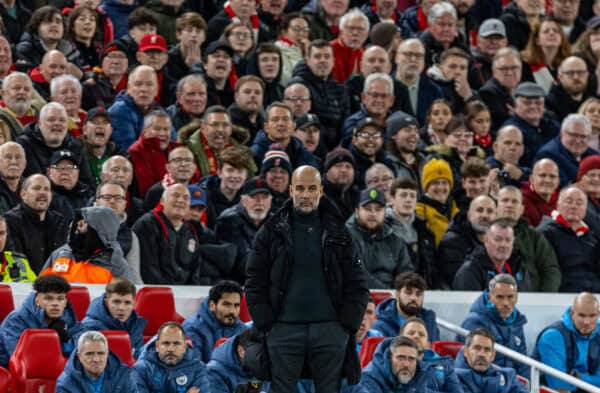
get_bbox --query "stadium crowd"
[0,0,598,390]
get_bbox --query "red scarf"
[0,101,37,127]
[494,261,512,275]
[224,2,260,42]
[202,133,220,176]
[417,7,428,31]
[474,133,492,148]
[552,210,589,237]
[278,36,296,47]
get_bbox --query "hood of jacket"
[207,334,247,378]
[561,306,600,339]
[80,206,120,247]
[20,291,79,327]
[193,297,246,337]
[245,46,283,84]
[468,292,527,327]
[426,65,451,83]
[83,294,146,334]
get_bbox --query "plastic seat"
[370,291,393,305]
[9,328,66,393]
[359,336,385,368]
[239,294,251,323]
[101,330,136,367]
[66,286,91,321]
[0,366,10,392]
[135,286,184,342]
[0,284,15,323]
[431,341,463,359]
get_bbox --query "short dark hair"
[265,101,292,121]
[235,75,265,93]
[175,12,206,33]
[219,146,254,173]
[256,42,281,57]
[389,336,419,353]
[157,321,185,338]
[460,157,490,178]
[390,178,418,197]
[465,328,496,347]
[279,12,309,35]
[399,317,427,335]
[307,39,331,57]
[444,114,468,135]
[439,47,470,64]
[394,272,427,291]
[208,280,244,304]
[128,7,158,30]
[96,180,126,199]
[202,105,229,123]
[26,6,63,35]
[33,274,71,294]
[105,278,136,297]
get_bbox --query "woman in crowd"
[465,100,493,156]
[275,12,310,85]
[579,97,600,150]
[66,6,103,71]
[420,99,453,146]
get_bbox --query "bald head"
[290,166,323,213]
[468,195,496,234]
[361,45,391,75]
[530,158,560,201]
[571,292,600,336]
[40,50,67,82]
[161,183,190,224]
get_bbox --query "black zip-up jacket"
[499,3,532,51]
[245,197,369,383]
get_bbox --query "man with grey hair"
[166,74,207,131]
[459,272,530,378]
[342,73,396,145]
[55,330,136,392]
[0,72,41,139]
[546,56,593,122]
[17,102,94,186]
[535,114,599,187]
[420,2,468,67]
[365,162,394,201]
[0,142,26,214]
[50,74,85,137]
[331,8,370,83]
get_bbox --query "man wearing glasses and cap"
[349,117,394,189]
[468,19,508,90]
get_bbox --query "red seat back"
[359,336,385,368]
[9,329,66,393]
[0,366,10,392]
[66,286,91,321]
[239,294,251,323]
[370,291,393,305]
[431,341,463,359]
[0,284,15,323]
[540,386,560,393]
[101,330,136,367]
[135,286,184,341]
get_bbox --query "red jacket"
[128,135,176,197]
[521,181,558,227]
[330,37,364,83]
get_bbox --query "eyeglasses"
[367,176,393,184]
[366,91,391,100]
[105,53,127,60]
[561,70,588,77]
[495,65,521,73]
[51,164,78,171]
[399,51,425,60]
[355,131,383,139]
[285,96,310,102]
[564,131,590,140]
[97,194,126,202]
[290,25,310,34]
[169,157,194,165]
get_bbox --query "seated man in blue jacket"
[182,280,247,362]
[455,328,528,393]
[356,297,383,353]
[358,335,464,393]
[132,322,209,393]
[56,330,136,393]
[533,292,600,391]
[459,273,530,378]
[372,272,440,341]
[0,274,83,357]
[81,278,147,358]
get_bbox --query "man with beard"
[132,322,210,392]
[546,57,593,122]
[449,0,475,45]
[346,187,413,289]
[468,19,508,90]
[0,142,26,214]
[373,272,440,341]
[386,113,425,190]
[228,76,265,142]
[550,0,586,43]
[166,74,208,132]
[486,125,529,187]
[454,220,532,292]
[4,174,69,274]
[0,72,42,140]
[216,177,272,284]
[182,281,247,362]
[359,336,462,393]
[455,328,528,393]
[356,297,383,353]
[349,117,394,189]
[458,274,530,378]
[260,148,291,213]
[438,195,496,289]
[323,147,359,220]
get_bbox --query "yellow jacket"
[416,200,459,247]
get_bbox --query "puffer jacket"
[182,297,247,363]
[251,130,319,170]
[207,334,253,393]
[371,297,440,341]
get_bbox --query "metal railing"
[437,318,600,393]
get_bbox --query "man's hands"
[454,75,472,100]
[183,43,202,68]
[186,387,200,393]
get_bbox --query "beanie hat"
[261,146,292,176]
[421,158,453,191]
[577,155,600,181]
[324,147,356,173]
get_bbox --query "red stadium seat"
[370,291,393,305]
[0,366,10,392]
[66,285,91,321]
[101,330,136,367]
[214,337,229,348]
[135,286,184,342]
[540,386,560,393]
[239,294,251,323]
[517,376,529,389]
[9,329,66,393]
[359,336,385,368]
[0,284,15,323]
[431,341,463,359]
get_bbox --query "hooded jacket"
[55,350,135,393]
[358,337,464,393]
[479,78,515,132]
[346,214,413,289]
[128,135,176,197]
[426,65,478,114]
[108,92,159,152]
[41,206,136,284]
[520,181,557,227]
[207,334,253,393]
[182,297,247,363]
[81,294,147,358]
[131,340,210,393]
[454,348,528,393]
[200,174,241,229]
[251,130,319,170]
[371,298,440,341]
[533,307,600,390]
[244,48,284,106]
[16,32,80,71]
[0,291,83,356]
[459,292,529,378]
[144,0,180,45]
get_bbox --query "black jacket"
[479,77,514,131]
[545,82,593,122]
[419,30,468,68]
[499,3,532,51]
[200,174,240,229]
[348,144,394,190]
[0,178,21,215]
[15,32,80,71]
[323,179,359,221]
[468,48,493,91]
[245,197,369,384]
[166,103,197,132]
[49,182,95,222]
[4,203,69,274]
[291,61,350,149]
[228,103,265,144]
[345,74,413,118]
[190,62,235,108]
[0,0,31,46]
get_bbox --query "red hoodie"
[330,37,364,83]
[521,181,558,227]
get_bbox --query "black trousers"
[267,321,348,393]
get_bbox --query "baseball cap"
[188,184,207,207]
[514,82,545,98]
[242,177,271,196]
[50,150,78,166]
[478,19,506,38]
[354,117,384,135]
[85,107,111,123]
[138,34,167,52]
[358,187,386,207]
[204,40,234,58]
[296,113,321,130]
